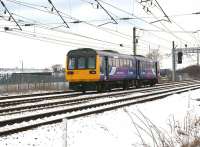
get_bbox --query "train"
[66,48,160,92]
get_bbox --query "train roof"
[67,48,157,62]
[67,48,97,56]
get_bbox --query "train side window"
[131,60,136,68]
[78,57,86,69]
[120,59,124,67]
[128,60,131,67]
[68,57,76,70]
[126,59,128,67]
[123,59,125,67]
[130,60,133,67]
[116,59,119,67]
[112,58,116,66]
[109,58,112,67]
[100,57,104,73]
[88,57,96,69]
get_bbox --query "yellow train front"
[66,48,101,92]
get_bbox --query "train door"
[101,56,109,80]
[155,62,158,77]
[155,62,160,77]
[136,60,140,79]
[104,56,109,80]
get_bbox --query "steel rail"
[0,80,195,107]
[0,82,199,136]
[0,80,197,115]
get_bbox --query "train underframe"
[69,79,158,92]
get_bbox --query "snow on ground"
[0,89,200,147]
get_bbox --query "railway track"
[0,80,196,116]
[0,80,200,136]
[0,80,194,108]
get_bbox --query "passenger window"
[116,59,119,67]
[112,58,116,66]
[124,59,126,66]
[78,57,86,69]
[68,57,76,70]
[120,59,123,67]
[130,60,132,67]
[88,57,96,69]
[109,58,112,67]
[100,57,104,73]
[126,59,128,67]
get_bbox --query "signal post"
[172,41,200,81]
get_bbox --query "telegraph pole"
[197,51,199,66]
[133,27,136,55]
[172,41,176,81]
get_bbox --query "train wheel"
[81,85,86,93]
[135,81,141,88]
[107,83,112,92]
[97,83,103,93]
[123,81,129,90]
[150,80,156,87]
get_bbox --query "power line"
[10,12,129,47]
[5,0,132,40]
[2,27,133,50]
[135,0,188,44]
[47,0,70,28]
[104,9,171,50]
[2,0,184,53]
[94,0,118,25]
[98,0,197,45]
[0,0,22,30]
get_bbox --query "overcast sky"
[0,0,200,69]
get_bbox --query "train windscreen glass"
[88,57,96,69]
[68,57,76,70]
[78,57,86,69]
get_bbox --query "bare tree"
[146,49,163,61]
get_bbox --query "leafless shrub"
[123,108,200,147]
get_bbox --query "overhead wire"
[5,0,133,40]
[103,9,170,50]
[100,7,171,49]
[98,0,199,47]
[4,0,195,54]
[3,0,172,53]
[2,27,133,50]
[5,0,176,49]
[10,12,131,48]
[135,0,189,44]
[0,11,134,50]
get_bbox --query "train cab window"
[68,57,76,70]
[88,57,96,69]
[78,57,86,69]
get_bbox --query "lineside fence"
[0,72,68,95]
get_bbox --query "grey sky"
[0,0,200,69]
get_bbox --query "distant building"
[0,68,52,76]
[51,64,63,73]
